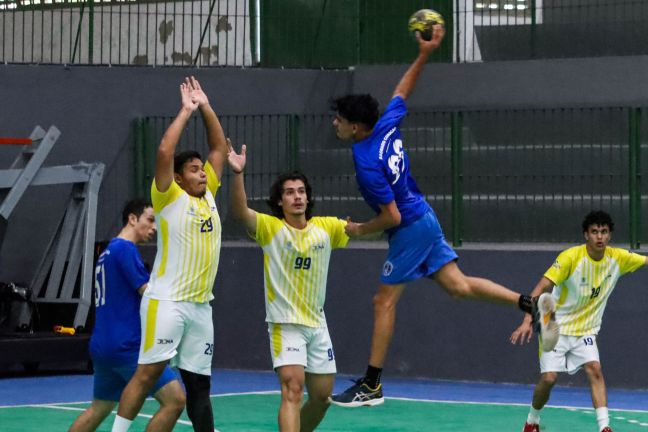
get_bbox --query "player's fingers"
[240,144,247,156]
[226,138,233,152]
[414,31,422,42]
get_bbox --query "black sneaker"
[329,379,385,407]
[532,293,559,352]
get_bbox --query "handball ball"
[408,9,445,41]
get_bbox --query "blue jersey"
[89,238,149,365]
[352,96,431,229]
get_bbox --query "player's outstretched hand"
[180,79,199,112]
[417,24,445,55]
[344,216,363,238]
[227,138,246,173]
[510,320,534,345]
[187,76,210,107]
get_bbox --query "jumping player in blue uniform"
[330,25,558,407]
[69,200,185,432]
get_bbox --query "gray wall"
[3,56,648,386]
[161,244,648,389]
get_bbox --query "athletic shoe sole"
[329,396,385,408]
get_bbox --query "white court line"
[26,404,203,429]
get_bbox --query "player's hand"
[417,24,445,55]
[180,80,199,112]
[344,217,363,238]
[227,139,246,173]
[509,319,534,345]
[187,76,210,107]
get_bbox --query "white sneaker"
[534,293,559,352]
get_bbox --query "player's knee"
[444,277,471,299]
[539,372,558,387]
[281,377,304,404]
[584,362,604,381]
[372,291,398,312]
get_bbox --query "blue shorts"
[93,360,177,401]
[381,210,458,285]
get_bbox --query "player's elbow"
[388,210,401,228]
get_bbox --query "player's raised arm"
[510,277,554,345]
[155,80,198,193]
[392,25,445,100]
[228,141,257,234]
[188,76,228,180]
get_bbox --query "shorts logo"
[382,261,394,277]
[286,347,300,352]
[157,338,173,344]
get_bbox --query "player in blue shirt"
[329,26,558,407]
[69,199,185,432]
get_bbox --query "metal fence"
[3,0,648,66]
[135,106,648,245]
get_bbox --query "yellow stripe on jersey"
[255,214,349,327]
[143,299,159,352]
[544,245,644,336]
[147,160,222,303]
[157,217,169,278]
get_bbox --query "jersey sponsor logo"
[378,127,397,160]
[157,338,174,344]
[311,243,325,250]
[387,139,405,185]
[382,260,394,277]
[286,346,300,352]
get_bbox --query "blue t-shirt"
[352,96,431,230]
[89,238,149,365]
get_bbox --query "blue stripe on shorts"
[380,210,458,285]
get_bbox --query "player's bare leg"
[277,365,305,432]
[300,373,334,432]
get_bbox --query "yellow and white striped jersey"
[146,161,221,303]
[544,245,644,336]
[255,213,349,328]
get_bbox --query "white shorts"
[540,334,600,375]
[268,323,336,374]
[139,296,214,376]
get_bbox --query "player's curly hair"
[582,210,614,232]
[174,150,202,174]
[267,171,315,220]
[330,94,380,129]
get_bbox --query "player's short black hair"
[330,94,380,129]
[174,150,203,175]
[267,171,315,220]
[582,210,614,232]
[122,198,152,226]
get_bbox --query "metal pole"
[451,111,463,247]
[629,107,641,249]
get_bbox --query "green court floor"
[2,393,647,431]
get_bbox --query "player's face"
[176,158,207,197]
[333,114,356,140]
[279,179,308,217]
[133,207,156,243]
[584,224,611,254]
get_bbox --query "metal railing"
[135,105,648,246]
[3,0,648,66]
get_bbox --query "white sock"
[596,407,609,430]
[527,406,541,424]
[111,415,133,432]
